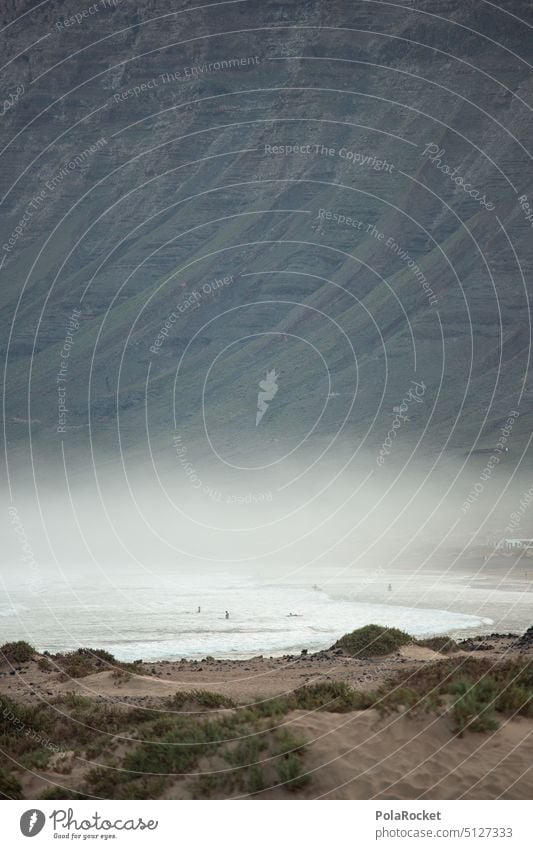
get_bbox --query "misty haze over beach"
[3,458,533,660]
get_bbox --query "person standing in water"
[225,610,230,619]
[197,606,201,613]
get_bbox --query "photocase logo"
[20,810,46,837]
[256,369,279,426]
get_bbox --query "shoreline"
[1,629,530,704]
[22,623,502,665]
[5,609,499,665]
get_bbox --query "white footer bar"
[3,799,530,849]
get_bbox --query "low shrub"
[0,695,52,737]
[111,669,131,685]
[496,684,532,717]
[166,689,235,710]
[246,697,289,719]
[276,753,310,790]
[0,768,24,799]
[292,681,376,712]
[247,764,267,794]
[332,625,412,658]
[55,652,96,679]
[416,636,459,654]
[0,641,35,664]
[20,748,53,770]
[225,737,267,767]
[449,679,500,735]
[83,768,166,800]
[387,657,533,731]
[76,648,117,665]
[53,648,140,679]
[192,773,231,799]
[271,729,306,757]
[40,786,90,800]
[122,714,237,776]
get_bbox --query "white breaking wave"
[0,575,492,661]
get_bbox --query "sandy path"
[0,653,405,704]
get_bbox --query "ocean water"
[0,572,492,661]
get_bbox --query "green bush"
[83,768,166,800]
[332,625,412,658]
[247,764,267,794]
[449,679,499,735]
[272,729,306,757]
[277,753,310,790]
[53,648,139,679]
[247,697,289,718]
[0,695,52,737]
[166,689,235,710]
[40,786,90,800]
[192,773,231,799]
[111,668,131,685]
[20,748,53,770]
[52,693,93,709]
[292,681,375,712]
[0,641,35,664]
[122,714,237,776]
[55,652,96,679]
[379,686,420,712]
[386,657,533,732]
[0,768,23,799]
[225,737,266,767]
[496,684,532,717]
[416,636,459,654]
[76,648,117,665]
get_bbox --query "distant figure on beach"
[225,610,230,619]
[388,583,392,592]
[197,606,201,613]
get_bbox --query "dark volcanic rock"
[513,626,533,651]
[458,639,495,652]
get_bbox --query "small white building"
[495,539,533,556]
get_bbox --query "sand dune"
[282,709,533,800]
[1,633,531,799]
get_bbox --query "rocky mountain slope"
[2,0,532,484]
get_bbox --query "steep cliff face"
[1,0,532,479]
